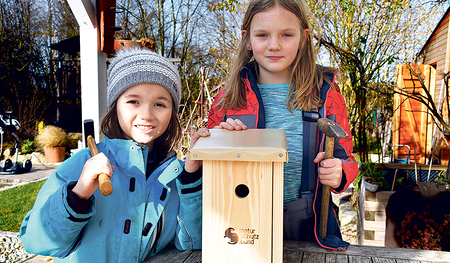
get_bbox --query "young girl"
[20,48,207,262]
[207,0,358,250]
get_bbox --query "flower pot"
[44,146,65,163]
[363,176,379,192]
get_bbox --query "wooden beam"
[420,66,430,163]
[144,241,450,262]
[393,65,402,149]
[426,67,437,160]
[283,241,450,262]
[445,13,450,72]
[375,163,447,171]
[66,0,95,28]
[364,201,388,213]
[364,220,386,231]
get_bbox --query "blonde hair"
[217,0,334,112]
[101,101,182,153]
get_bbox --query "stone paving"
[0,163,57,185]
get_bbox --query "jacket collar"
[239,61,266,129]
[103,137,182,186]
[240,61,259,84]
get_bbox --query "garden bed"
[357,163,448,247]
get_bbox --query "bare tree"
[307,0,440,161]
[113,0,243,133]
[0,0,54,139]
[0,0,79,141]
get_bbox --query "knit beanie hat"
[107,48,182,111]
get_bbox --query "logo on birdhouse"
[224,227,259,245]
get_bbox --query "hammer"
[86,135,113,196]
[317,118,348,239]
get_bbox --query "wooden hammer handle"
[86,135,113,196]
[319,136,335,239]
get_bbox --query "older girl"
[207,0,358,250]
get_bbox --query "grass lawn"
[0,179,46,232]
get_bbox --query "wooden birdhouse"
[190,129,288,263]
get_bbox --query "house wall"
[419,14,448,98]
[417,13,450,165]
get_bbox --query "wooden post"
[190,129,288,263]
[67,0,107,144]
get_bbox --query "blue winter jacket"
[19,137,202,262]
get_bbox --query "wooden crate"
[357,178,394,247]
[190,129,288,263]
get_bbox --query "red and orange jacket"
[207,62,358,250]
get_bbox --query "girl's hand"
[215,118,247,131]
[184,128,211,173]
[72,153,114,199]
[314,152,342,189]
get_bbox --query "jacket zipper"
[147,210,165,257]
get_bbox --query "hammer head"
[317,118,349,139]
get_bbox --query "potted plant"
[350,161,389,208]
[360,162,388,192]
[36,125,68,163]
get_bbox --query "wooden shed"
[393,64,436,164]
[402,6,450,165]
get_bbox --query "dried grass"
[35,125,68,149]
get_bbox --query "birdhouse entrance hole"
[235,184,249,198]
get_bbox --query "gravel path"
[0,233,34,263]
[341,224,358,245]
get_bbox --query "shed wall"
[418,12,450,165]
[393,64,435,164]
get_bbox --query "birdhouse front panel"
[190,129,287,263]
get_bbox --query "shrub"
[21,139,35,154]
[66,132,83,150]
[35,125,68,149]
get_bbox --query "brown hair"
[216,0,334,112]
[101,102,182,153]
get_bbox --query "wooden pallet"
[357,178,394,246]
